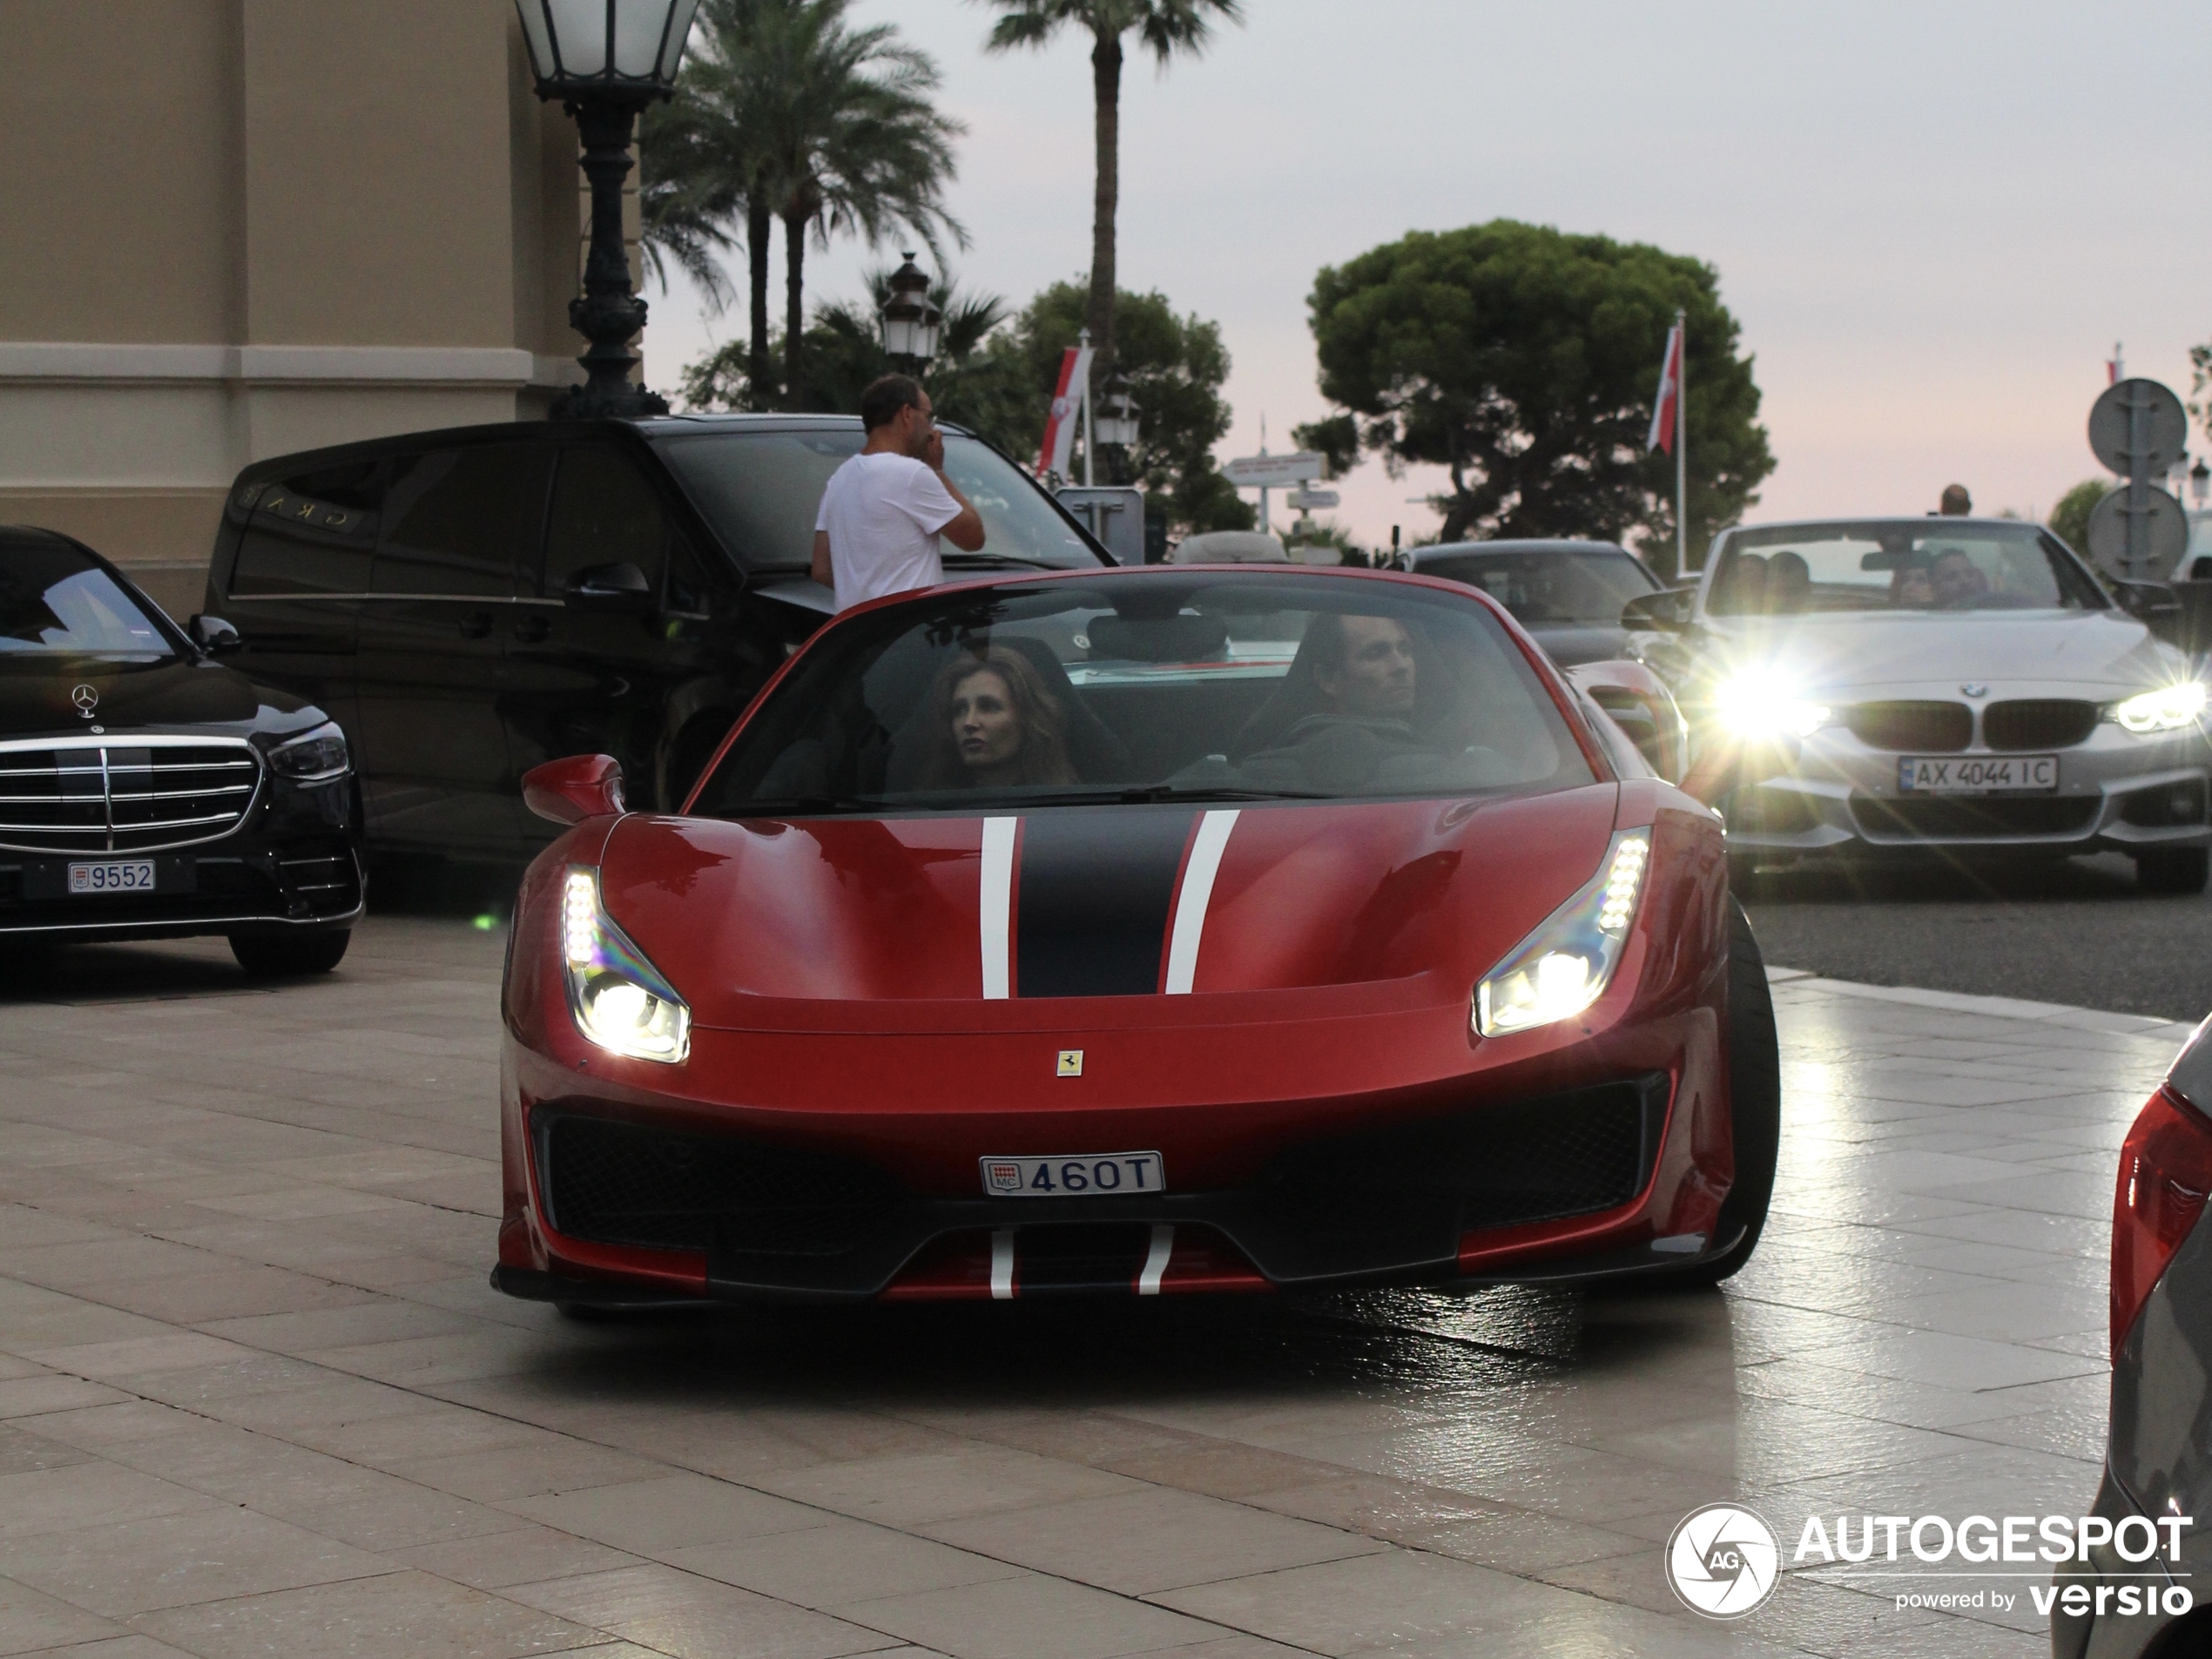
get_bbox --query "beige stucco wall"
[0,0,637,612]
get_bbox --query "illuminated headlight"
[561,867,690,1063]
[2113,683,2208,734]
[1476,831,1650,1038]
[1712,670,1830,740]
[266,721,351,785]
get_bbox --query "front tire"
[1636,900,1780,1290]
[230,930,351,976]
[2135,846,2209,895]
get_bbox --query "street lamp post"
[2192,457,2209,509]
[879,253,943,378]
[514,0,700,419]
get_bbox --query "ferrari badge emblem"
[71,685,98,718]
[1056,1049,1084,1077]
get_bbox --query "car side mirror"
[1622,588,1693,633]
[523,753,626,825]
[567,562,655,610]
[1682,732,1800,808]
[2113,579,2181,617]
[189,614,242,656]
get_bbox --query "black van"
[204,415,1109,860]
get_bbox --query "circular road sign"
[2088,379,2189,479]
[2086,483,2190,581]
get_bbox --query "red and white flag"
[1037,343,1094,477]
[1647,322,1683,455]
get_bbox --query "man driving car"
[1312,614,1419,718]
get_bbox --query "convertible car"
[490,564,1777,1308]
[1625,517,2212,891]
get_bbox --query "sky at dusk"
[643,0,2212,552]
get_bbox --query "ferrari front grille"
[1851,795,2099,840]
[538,1112,902,1256]
[1844,701,1973,752]
[0,737,261,854]
[1982,699,2100,751]
[1262,1074,1669,1239]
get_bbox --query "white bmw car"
[1626,517,2212,892]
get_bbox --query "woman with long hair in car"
[917,646,1079,789]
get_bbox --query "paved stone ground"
[0,918,2188,1658]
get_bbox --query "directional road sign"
[1286,487,1339,510]
[1223,452,1325,489]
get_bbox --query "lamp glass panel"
[515,0,559,79]
[914,320,942,361]
[611,0,673,76]
[547,0,610,75]
[882,316,921,358]
[658,0,701,79]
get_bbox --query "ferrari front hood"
[596,787,1622,1029]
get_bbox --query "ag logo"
[71,684,98,718]
[1665,1502,1780,1619]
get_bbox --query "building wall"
[0,0,637,617]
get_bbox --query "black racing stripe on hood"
[1015,808,1195,998]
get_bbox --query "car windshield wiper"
[729,792,900,815]
[941,553,1058,570]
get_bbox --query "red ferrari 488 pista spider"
[492,564,1777,1308]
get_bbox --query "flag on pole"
[1647,323,1683,455]
[1037,344,1094,477]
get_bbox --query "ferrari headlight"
[267,721,351,785]
[2113,683,2208,734]
[1475,830,1650,1038]
[561,867,689,1063]
[1712,670,1830,740]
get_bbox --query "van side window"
[543,448,667,597]
[374,444,551,597]
[230,461,383,596]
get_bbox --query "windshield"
[0,543,174,658]
[1416,546,1657,624]
[691,573,1597,817]
[656,426,1101,573]
[1709,521,2106,617]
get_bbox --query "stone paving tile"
[0,918,2177,1657]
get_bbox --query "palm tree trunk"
[782,209,807,410]
[747,197,773,408]
[1088,26,1122,375]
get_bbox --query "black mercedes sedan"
[0,527,362,973]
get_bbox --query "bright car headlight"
[1712,669,1830,740]
[2112,683,2208,734]
[266,721,351,785]
[561,867,690,1063]
[1475,830,1650,1038]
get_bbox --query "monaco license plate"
[980,1152,1164,1198]
[1898,755,2058,795]
[68,860,156,895]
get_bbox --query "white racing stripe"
[979,817,1017,999]
[990,1229,1015,1299]
[1137,1224,1174,1295]
[1163,809,1239,995]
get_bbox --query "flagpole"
[1674,307,1687,575]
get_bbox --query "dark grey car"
[1402,539,1664,667]
[2059,1018,2212,1655]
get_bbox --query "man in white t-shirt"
[811,374,986,610]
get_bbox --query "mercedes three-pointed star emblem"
[71,684,98,718]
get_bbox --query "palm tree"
[645,0,967,409]
[976,0,1242,375]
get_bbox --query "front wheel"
[1643,900,1781,1289]
[2135,846,2209,895]
[230,930,351,977]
